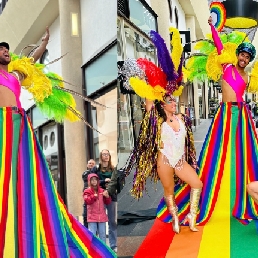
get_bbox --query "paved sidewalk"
[117,119,212,258]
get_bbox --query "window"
[90,88,117,164]
[32,106,49,129]
[118,0,130,18]
[168,0,173,23]
[175,7,179,28]
[129,0,157,34]
[118,18,156,60]
[84,44,117,96]
[0,0,8,15]
[40,49,50,74]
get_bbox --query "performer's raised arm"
[31,27,50,63]
[208,16,223,55]
[145,98,154,112]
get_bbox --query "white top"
[159,117,186,168]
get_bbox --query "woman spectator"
[96,150,117,253]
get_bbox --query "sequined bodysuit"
[160,116,186,168]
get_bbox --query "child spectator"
[83,173,111,243]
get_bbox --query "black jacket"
[82,166,98,190]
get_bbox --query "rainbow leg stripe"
[0,107,115,258]
[157,102,258,225]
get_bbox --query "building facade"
[0,0,117,219]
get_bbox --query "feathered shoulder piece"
[185,31,249,82]
[8,52,105,132]
[248,61,258,94]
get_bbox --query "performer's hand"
[42,26,50,42]
[208,16,212,25]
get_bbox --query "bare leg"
[175,162,202,189]
[247,181,258,205]
[157,153,175,196]
[157,153,180,233]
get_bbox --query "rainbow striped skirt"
[0,107,115,258]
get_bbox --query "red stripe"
[134,219,176,258]
[0,111,13,257]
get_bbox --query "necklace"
[169,114,176,122]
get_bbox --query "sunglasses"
[164,96,176,104]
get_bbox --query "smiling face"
[0,46,10,65]
[87,159,95,169]
[237,51,251,68]
[162,95,177,114]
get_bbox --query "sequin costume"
[160,117,186,169]
[124,106,197,199]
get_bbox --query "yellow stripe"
[4,166,15,257]
[197,125,231,258]
[28,122,41,256]
[0,111,6,222]
[39,208,50,258]
[58,200,92,257]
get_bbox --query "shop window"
[129,0,157,34]
[84,44,117,95]
[32,106,49,129]
[90,88,117,164]
[120,19,156,60]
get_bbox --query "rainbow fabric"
[157,102,258,225]
[210,2,226,32]
[0,107,115,258]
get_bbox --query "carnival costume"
[170,23,258,228]
[0,51,115,257]
[120,29,202,232]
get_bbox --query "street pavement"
[117,119,212,258]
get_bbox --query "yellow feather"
[8,57,52,102]
[173,86,184,97]
[129,77,166,100]
[169,27,183,70]
[206,42,238,81]
[248,61,258,93]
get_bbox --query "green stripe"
[12,114,21,257]
[229,107,258,257]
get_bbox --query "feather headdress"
[118,28,185,100]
